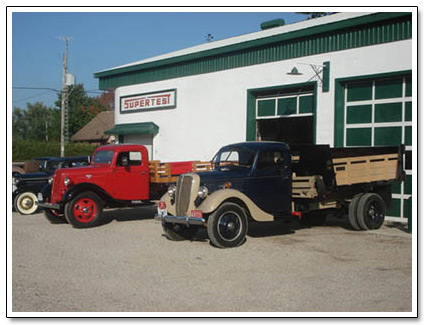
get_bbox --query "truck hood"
[15,172,50,180]
[197,168,252,192]
[53,164,110,177]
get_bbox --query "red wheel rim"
[73,198,97,223]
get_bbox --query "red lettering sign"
[121,91,175,112]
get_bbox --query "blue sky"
[12,11,305,109]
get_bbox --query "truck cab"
[39,144,150,228]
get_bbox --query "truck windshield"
[212,149,254,169]
[93,150,114,165]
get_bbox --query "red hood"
[55,163,109,175]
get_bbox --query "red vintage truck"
[37,144,211,228]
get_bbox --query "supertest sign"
[120,89,176,113]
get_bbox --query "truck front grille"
[176,175,193,216]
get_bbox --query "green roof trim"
[104,122,159,135]
[95,12,412,90]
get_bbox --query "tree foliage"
[12,102,60,141]
[54,84,113,137]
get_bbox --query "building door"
[255,90,315,145]
[341,75,412,221]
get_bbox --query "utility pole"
[60,36,70,157]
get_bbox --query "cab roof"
[219,141,290,152]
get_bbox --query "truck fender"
[61,183,113,205]
[199,189,274,222]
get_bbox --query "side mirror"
[121,156,129,167]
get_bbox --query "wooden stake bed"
[291,151,400,200]
[292,175,321,199]
[332,153,399,186]
[149,160,212,183]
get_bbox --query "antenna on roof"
[205,33,214,43]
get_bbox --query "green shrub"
[12,140,98,161]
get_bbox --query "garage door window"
[256,91,315,145]
[342,75,412,220]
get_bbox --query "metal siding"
[98,16,412,90]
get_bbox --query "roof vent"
[260,19,285,30]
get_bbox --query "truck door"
[249,149,292,214]
[112,150,149,200]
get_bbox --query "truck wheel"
[43,209,66,224]
[207,202,248,248]
[14,192,38,215]
[348,195,363,230]
[356,193,386,230]
[162,222,198,241]
[65,192,103,228]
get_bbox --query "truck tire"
[162,222,198,241]
[207,202,248,248]
[348,195,363,230]
[356,193,386,230]
[14,192,38,215]
[43,209,66,224]
[65,192,103,228]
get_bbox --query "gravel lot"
[11,206,413,314]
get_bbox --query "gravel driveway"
[11,206,413,314]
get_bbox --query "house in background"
[71,111,115,145]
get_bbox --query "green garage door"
[342,75,412,220]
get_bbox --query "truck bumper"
[155,212,206,226]
[37,201,61,210]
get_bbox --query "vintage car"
[13,156,90,215]
[156,141,404,248]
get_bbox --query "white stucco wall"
[114,39,412,162]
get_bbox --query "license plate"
[191,210,203,218]
[157,202,167,217]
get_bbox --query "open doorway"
[256,116,314,145]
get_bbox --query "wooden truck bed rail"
[291,151,400,200]
[149,160,212,183]
[332,153,399,186]
[292,175,322,199]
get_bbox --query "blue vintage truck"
[155,141,404,248]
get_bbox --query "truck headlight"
[64,177,71,187]
[167,185,176,197]
[197,186,209,199]
[48,177,53,185]
[13,177,18,185]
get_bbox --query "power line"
[12,91,53,104]
[13,86,103,94]
[13,86,60,93]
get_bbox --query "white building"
[95,12,414,221]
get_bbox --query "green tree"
[12,107,27,140]
[55,84,109,138]
[12,102,56,141]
